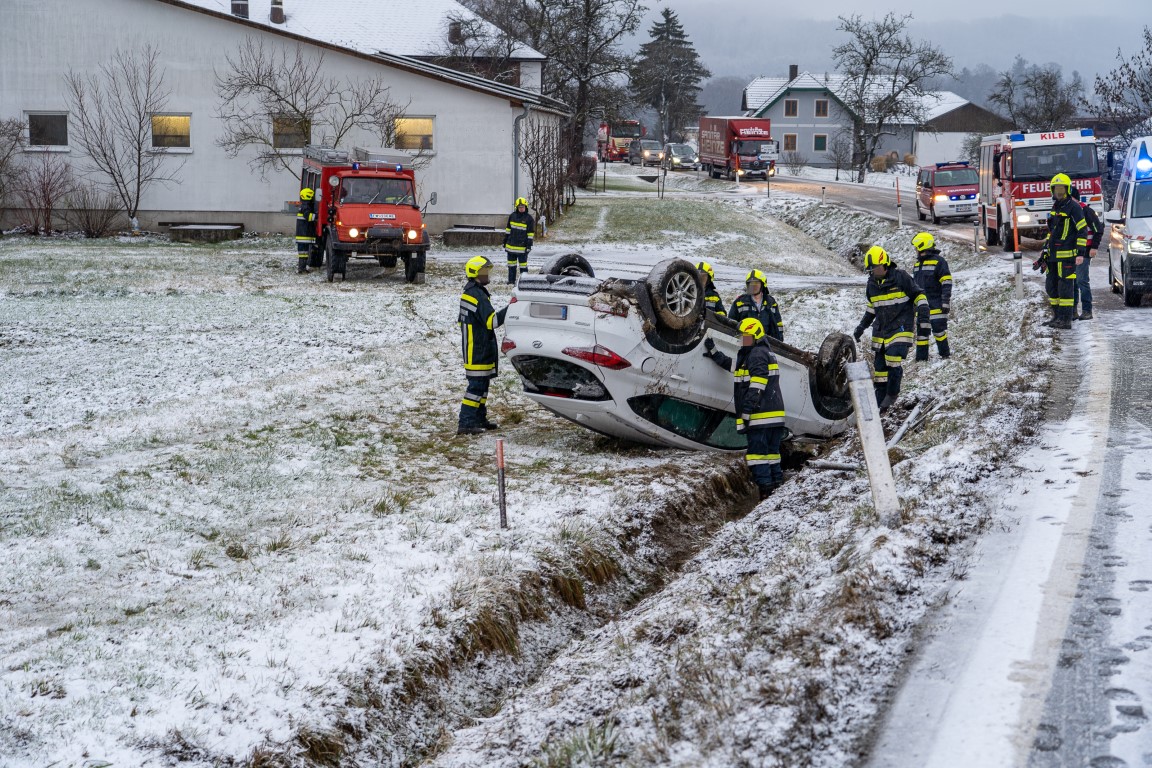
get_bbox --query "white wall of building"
[4,0,556,233]
[912,132,970,167]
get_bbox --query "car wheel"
[646,258,703,332]
[325,235,336,282]
[1000,222,1015,252]
[1123,260,1142,307]
[931,206,940,225]
[1109,256,1121,294]
[541,252,595,278]
[916,202,926,221]
[816,332,856,402]
[984,211,999,246]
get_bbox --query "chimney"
[230,0,248,18]
[270,0,285,24]
[788,64,799,81]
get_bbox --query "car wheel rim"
[665,273,699,316]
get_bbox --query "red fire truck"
[698,117,778,180]
[977,129,1104,251]
[300,146,434,283]
[596,120,643,162]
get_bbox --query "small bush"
[63,184,124,238]
[781,150,808,175]
[568,155,598,190]
[903,153,916,167]
[869,156,887,173]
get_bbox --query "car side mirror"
[1104,209,1124,224]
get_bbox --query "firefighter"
[1071,186,1104,320]
[910,232,953,360]
[295,188,316,274]
[730,269,784,341]
[1043,173,1087,330]
[457,256,509,436]
[703,318,787,500]
[697,261,727,317]
[503,197,535,284]
[853,245,930,412]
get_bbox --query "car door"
[917,170,931,208]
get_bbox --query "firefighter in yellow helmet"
[295,187,316,274]
[457,256,509,435]
[730,269,784,341]
[853,245,930,411]
[703,317,787,500]
[696,261,727,317]
[1042,173,1087,329]
[910,232,953,359]
[503,197,535,284]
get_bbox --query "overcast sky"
[642,1,1150,82]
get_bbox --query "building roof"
[178,0,545,60]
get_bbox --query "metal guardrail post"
[846,361,901,528]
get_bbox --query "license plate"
[369,213,395,219]
[529,303,568,320]
[955,205,972,212]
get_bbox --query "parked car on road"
[501,254,855,451]
[628,140,665,167]
[916,161,979,224]
[662,143,699,171]
[1104,134,1152,307]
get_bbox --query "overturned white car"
[501,254,855,451]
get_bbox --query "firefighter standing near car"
[1042,173,1087,330]
[1071,186,1104,320]
[697,261,727,317]
[503,198,535,284]
[295,188,317,274]
[853,246,931,411]
[730,269,784,341]
[457,256,509,436]
[703,318,787,501]
[910,232,953,360]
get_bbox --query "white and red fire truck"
[977,129,1104,251]
[596,120,643,163]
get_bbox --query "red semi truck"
[698,117,778,180]
[597,119,643,162]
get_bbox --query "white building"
[3,0,566,233]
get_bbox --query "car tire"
[541,252,595,278]
[984,211,999,246]
[325,234,337,282]
[1000,222,1015,252]
[646,258,704,332]
[916,202,926,221]
[931,206,940,225]
[1123,260,1142,307]
[816,332,856,402]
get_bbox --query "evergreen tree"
[629,9,711,144]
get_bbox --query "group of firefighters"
[446,172,1097,500]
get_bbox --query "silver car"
[663,143,699,171]
[501,254,855,451]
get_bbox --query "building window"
[151,114,191,149]
[783,100,798,118]
[272,115,310,149]
[783,134,797,152]
[813,134,828,152]
[395,117,434,151]
[28,113,68,148]
[815,99,829,118]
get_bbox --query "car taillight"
[501,338,516,354]
[562,345,631,369]
[508,295,518,303]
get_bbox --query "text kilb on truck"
[977,128,1104,251]
[299,146,434,284]
[697,116,779,181]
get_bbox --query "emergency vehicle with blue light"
[1103,136,1152,306]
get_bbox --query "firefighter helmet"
[514,197,529,208]
[299,188,315,201]
[1050,173,1073,193]
[745,269,767,286]
[465,255,493,278]
[696,261,715,280]
[864,245,890,269]
[738,317,766,340]
[912,232,935,252]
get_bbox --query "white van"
[1104,135,1152,307]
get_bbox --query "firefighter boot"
[508,265,518,285]
[937,338,951,359]
[1053,307,1073,330]
[879,368,903,411]
[297,257,311,274]
[479,404,498,430]
[757,484,776,501]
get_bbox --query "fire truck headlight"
[407,229,419,240]
[349,228,359,238]
[933,194,948,203]
[1017,215,1032,224]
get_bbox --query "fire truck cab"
[596,120,643,163]
[300,146,434,283]
[978,129,1103,251]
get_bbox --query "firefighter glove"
[704,337,716,352]
[853,327,864,342]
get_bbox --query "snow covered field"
[0,192,1054,766]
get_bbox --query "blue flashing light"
[936,161,969,168]
[1080,128,1095,137]
[352,161,360,170]
[1009,133,1026,142]
[395,163,403,172]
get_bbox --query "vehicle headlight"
[349,228,359,238]
[1129,240,1152,254]
[643,151,650,157]
[672,157,680,164]
[934,194,948,202]
[1017,214,1032,224]
[407,229,418,240]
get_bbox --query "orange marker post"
[496,438,508,529]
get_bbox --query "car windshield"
[640,141,662,150]
[669,144,694,156]
[339,177,414,205]
[933,169,978,186]
[1133,181,1152,218]
[1009,144,1098,181]
[735,141,773,155]
[613,123,642,138]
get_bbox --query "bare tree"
[63,184,126,238]
[987,56,1083,132]
[781,150,808,175]
[519,114,567,226]
[64,45,185,229]
[1091,27,1152,147]
[827,130,854,181]
[833,13,952,183]
[0,118,27,227]
[429,12,524,85]
[13,153,75,235]
[214,38,413,177]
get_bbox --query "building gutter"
[513,104,531,201]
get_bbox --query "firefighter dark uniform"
[853,245,930,411]
[910,232,953,360]
[1072,186,1104,320]
[697,261,727,317]
[704,318,787,500]
[1044,173,1087,330]
[457,256,508,435]
[504,198,535,284]
[296,188,317,274]
[730,269,783,341]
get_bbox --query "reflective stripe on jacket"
[912,248,953,308]
[459,280,507,377]
[1046,195,1087,258]
[504,210,535,253]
